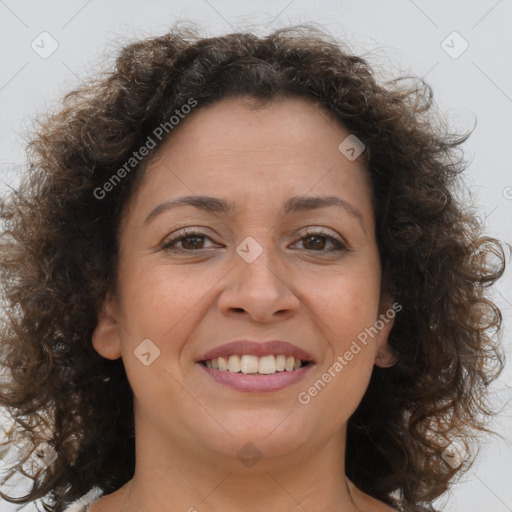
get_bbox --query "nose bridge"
[218,234,300,320]
[235,235,285,292]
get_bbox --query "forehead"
[158,95,355,161]
[124,96,373,222]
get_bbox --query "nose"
[217,245,301,323]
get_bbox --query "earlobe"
[374,345,399,368]
[374,297,400,368]
[91,297,122,360]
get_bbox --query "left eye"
[293,232,346,252]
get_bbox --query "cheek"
[111,266,205,396]
[306,264,381,343]
[117,263,205,338]
[299,265,380,406]
[114,267,207,408]
[299,295,378,427]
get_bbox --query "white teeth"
[240,355,259,374]
[227,355,241,372]
[203,354,307,374]
[258,355,276,374]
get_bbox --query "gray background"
[0,1,511,510]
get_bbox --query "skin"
[91,96,398,512]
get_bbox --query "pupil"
[183,236,204,249]
[305,235,325,250]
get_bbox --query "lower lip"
[198,363,314,392]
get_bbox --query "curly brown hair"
[0,23,507,512]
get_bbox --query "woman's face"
[93,96,395,468]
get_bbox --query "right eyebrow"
[144,196,235,225]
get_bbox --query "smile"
[198,357,314,392]
[201,354,308,375]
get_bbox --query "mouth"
[199,354,311,375]
[196,340,315,392]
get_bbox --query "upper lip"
[198,340,315,363]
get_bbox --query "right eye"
[160,228,221,252]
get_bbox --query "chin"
[205,413,318,459]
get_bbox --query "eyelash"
[160,227,348,254]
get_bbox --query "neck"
[114,416,361,512]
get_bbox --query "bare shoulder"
[347,478,400,512]
[86,483,131,512]
[86,494,118,512]
[360,495,399,512]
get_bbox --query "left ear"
[374,295,400,368]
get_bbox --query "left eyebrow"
[282,195,364,224]
[144,194,364,226]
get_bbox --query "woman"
[0,24,506,512]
